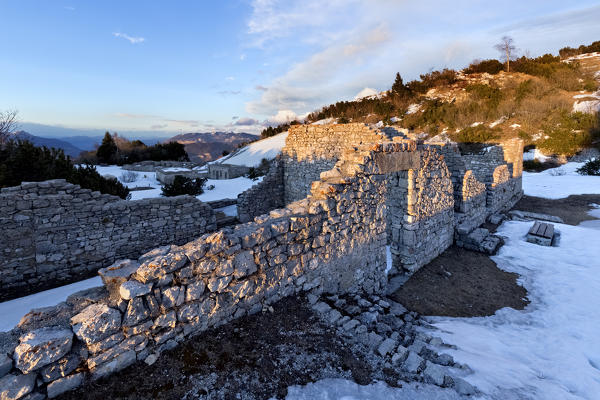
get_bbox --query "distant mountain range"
[166,131,258,163]
[11,131,85,158]
[8,128,258,163]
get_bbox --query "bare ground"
[514,194,600,225]
[391,246,529,318]
[58,296,394,400]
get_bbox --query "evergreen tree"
[96,132,118,164]
[391,72,410,98]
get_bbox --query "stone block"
[0,373,36,400]
[71,304,122,345]
[14,328,73,374]
[46,373,84,398]
[119,281,152,300]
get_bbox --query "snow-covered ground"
[286,379,463,400]
[0,276,102,332]
[428,219,600,399]
[197,176,262,202]
[93,164,259,202]
[523,162,600,199]
[213,131,287,168]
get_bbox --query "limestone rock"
[232,251,257,279]
[0,354,11,378]
[13,328,73,374]
[423,361,446,386]
[46,373,83,398]
[98,260,140,301]
[119,281,152,300]
[0,373,36,400]
[377,338,397,357]
[453,377,476,395]
[39,353,81,383]
[402,351,424,374]
[123,298,150,327]
[71,304,122,345]
[91,350,136,380]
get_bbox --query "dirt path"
[514,194,600,225]
[391,246,529,318]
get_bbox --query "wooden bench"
[526,221,554,246]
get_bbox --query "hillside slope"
[213,131,288,167]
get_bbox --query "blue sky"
[1,1,599,137]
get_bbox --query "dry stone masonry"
[0,180,216,301]
[0,123,523,399]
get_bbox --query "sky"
[0,0,599,137]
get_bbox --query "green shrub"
[453,125,501,143]
[246,158,271,181]
[466,84,503,109]
[523,159,561,172]
[540,111,600,156]
[577,158,600,176]
[0,140,130,198]
[161,175,206,197]
[406,69,458,94]
[464,59,504,75]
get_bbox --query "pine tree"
[392,72,410,98]
[96,132,118,164]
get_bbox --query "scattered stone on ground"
[55,294,475,400]
[391,246,529,317]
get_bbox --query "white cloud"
[240,54,247,61]
[354,87,378,100]
[64,6,75,11]
[113,32,145,44]
[225,76,235,81]
[245,2,600,119]
[268,110,301,124]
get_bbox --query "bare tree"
[495,36,517,72]
[0,109,19,144]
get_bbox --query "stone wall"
[385,142,455,274]
[0,180,216,301]
[237,159,284,223]
[0,142,413,400]
[282,124,387,204]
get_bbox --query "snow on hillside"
[523,162,600,199]
[213,131,288,168]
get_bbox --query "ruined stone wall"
[0,143,407,400]
[282,124,386,204]
[386,142,455,274]
[0,180,216,301]
[237,159,284,223]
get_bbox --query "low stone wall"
[237,159,284,223]
[0,143,410,400]
[0,180,216,301]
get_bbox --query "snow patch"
[286,378,464,400]
[523,162,600,199]
[429,220,600,399]
[406,104,421,114]
[354,87,378,100]
[215,131,288,168]
[0,277,103,332]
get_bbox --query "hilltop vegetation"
[266,40,600,156]
[80,132,189,165]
